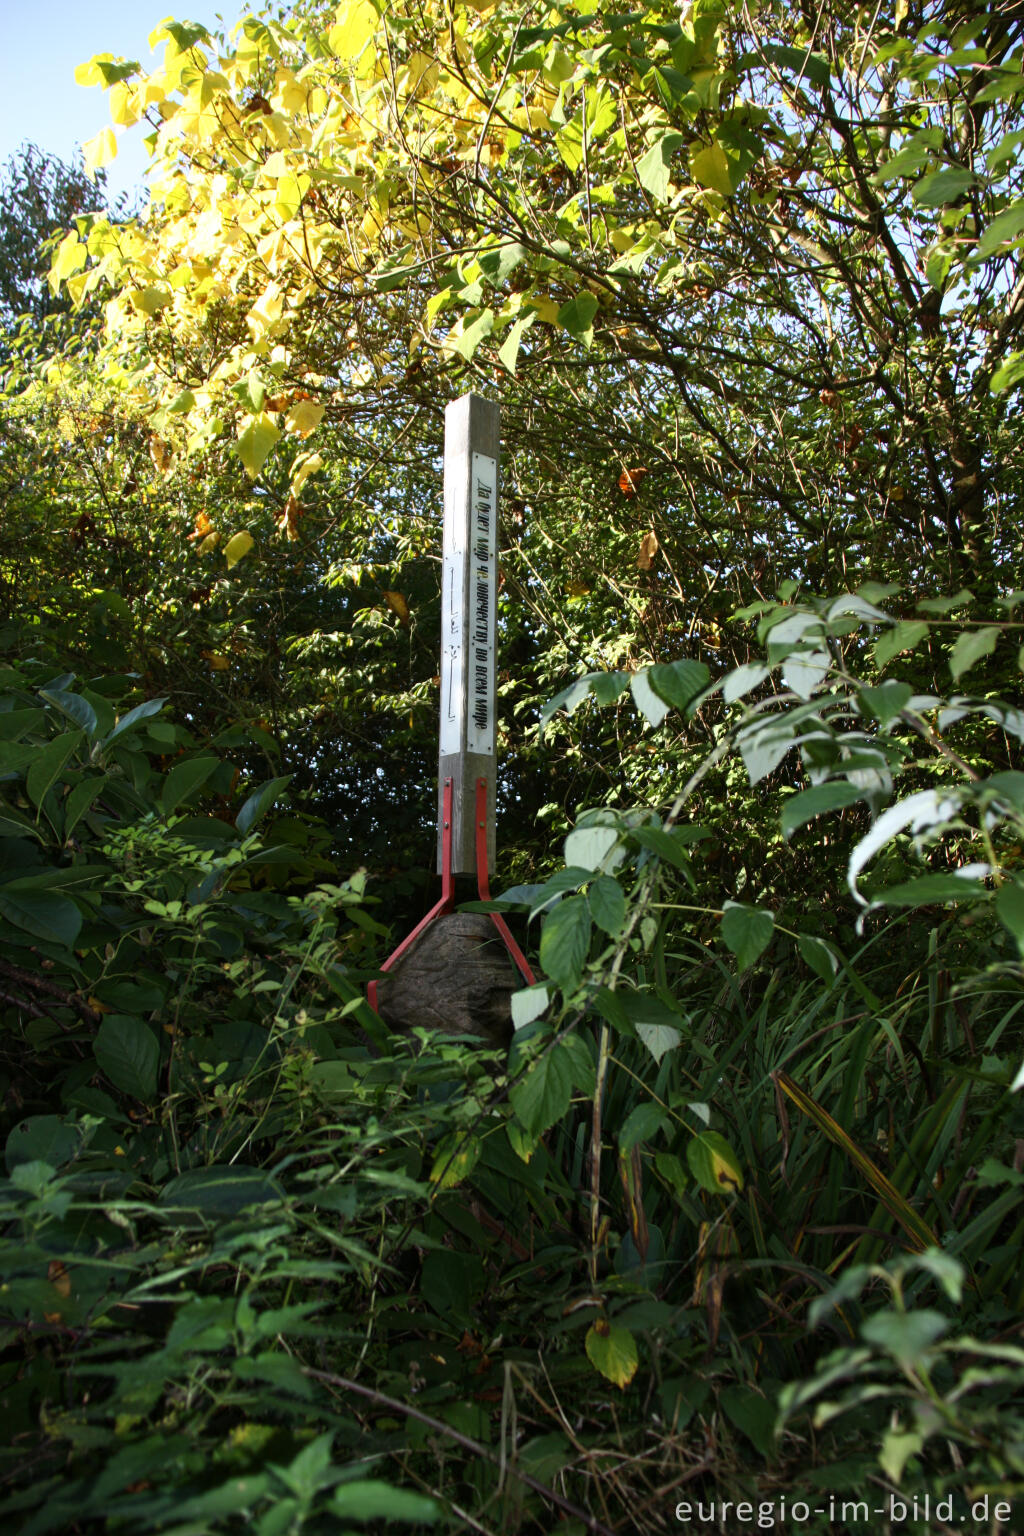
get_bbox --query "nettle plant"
[487,585,1024,1387]
[521,582,1024,1061]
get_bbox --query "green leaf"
[449,307,495,360]
[874,620,930,669]
[632,824,704,870]
[331,1481,439,1524]
[879,1427,925,1484]
[564,824,621,872]
[648,658,710,713]
[160,1164,285,1217]
[860,1308,947,1370]
[654,1150,688,1197]
[497,313,533,375]
[511,984,550,1030]
[635,1022,681,1064]
[478,241,527,283]
[736,715,795,784]
[105,697,167,744]
[63,776,109,838]
[588,875,625,936]
[636,132,685,201]
[5,1115,81,1173]
[739,42,831,89]
[510,1043,573,1138]
[236,774,292,833]
[585,1320,638,1387]
[162,755,219,817]
[916,588,973,613]
[990,350,1024,393]
[230,370,266,412]
[797,932,840,983]
[25,730,84,809]
[236,413,281,477]
[949,625,1000,681]
[912,167,976,207]
[0,707,47,740]
[630,669,669,727]
[979,198,1024,258]
[93,1015,160,1101]
[781,782,862,840]
[539,895,592,990]
[619,1101,667,1153]
[996,879,1024,956]
[721,901,774,970]
[719,1384,777,1457]
[38,689,98,736]
[430,1133,482,1189]
[869,872,990,907]
[591,671,629,705]
[0,885,82,947]
[556,292,599,347]
[687,1130,744,1195]
[858,680,913,726]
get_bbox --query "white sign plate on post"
[438,396,499,874]
[441,452,496,756]
[467,451,497,754]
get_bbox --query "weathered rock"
[376,913,518,1047]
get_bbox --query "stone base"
[376,913,519,1048]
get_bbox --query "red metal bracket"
[366,775,535,1014]
[474,777,535,985]
[367,777,456,1013]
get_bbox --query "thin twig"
[303,1367,620,1536]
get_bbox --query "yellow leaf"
[224,530,255,568]
[203,651,231,670]
[285,399,325,438]
[690,140,734,196]
[529,297,561,326]
[637,530,659,569]
[199,531,221,554]
[131,285,172,315]
[48,1261,72,1298]
[110,81,141,127]
[328,0,378,62]
[236,413,281,477]
[74,54,115,87]
[290,452,324,495]
[275,172,309,220]
[50,232,86,287]
[247,282,284,340]
[382,590,410,627]
[149,437,171,473]
[83,128,118,177]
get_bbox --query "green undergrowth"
[2,589,1024,1533]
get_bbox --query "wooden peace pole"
[438,393,499,875]
[367,391,533,1013]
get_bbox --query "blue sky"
[0,2,240,202]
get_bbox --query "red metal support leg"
[475,777,535,985]
[367,777,456,1013]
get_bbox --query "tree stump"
[375,913,518,1047]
